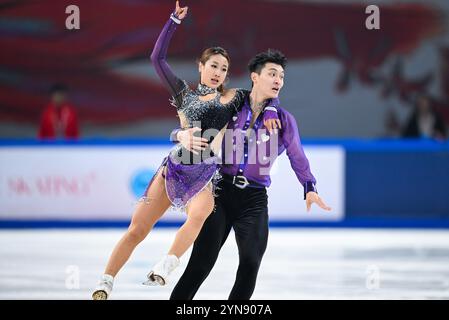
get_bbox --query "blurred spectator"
[402,95,447,140]
[38,84,80,139]
[384,108,401,138]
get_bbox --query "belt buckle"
[232,175,249,189]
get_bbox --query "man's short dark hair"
[248,49,287,74]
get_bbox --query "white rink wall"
[0,145,344,223]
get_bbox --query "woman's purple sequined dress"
[142,15,246,210]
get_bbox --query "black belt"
[221,173,265,189]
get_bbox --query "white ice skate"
[142,255,180,286]
[92,274,114,300]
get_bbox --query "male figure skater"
[170,49,331,300]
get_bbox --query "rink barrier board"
[1,139,448,228]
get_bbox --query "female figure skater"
[92,1,279,300]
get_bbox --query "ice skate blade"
[92,290,108,300]
[143,272,166,286]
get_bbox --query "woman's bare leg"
[103,168,171,277]
[167,186,215,258]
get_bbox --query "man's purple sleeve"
[262,97,280,123]
[169,127,181,143]
[280,110,317,199]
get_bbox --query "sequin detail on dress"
[161,86,247,210]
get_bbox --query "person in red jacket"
[38,84,80,139]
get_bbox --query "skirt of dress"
[139,150,221,211]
